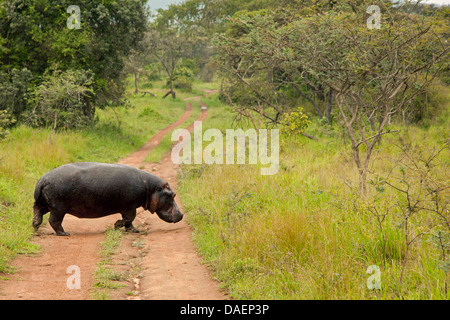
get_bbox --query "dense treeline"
[0,0,148,129]
[145,0,449,192]
[1,0,447,134]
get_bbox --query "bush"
[173,77,193,92]
[200,60,216,83]
[403,81,449,124]
[281,107,311,136]
[173,66,194,80]
[0,109,15,140]
[167,65,195,92]
[0,68,33,120]
[25,69,94,129]
[145,63,161,81]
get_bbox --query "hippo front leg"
[114,219,124,229]
[49,211,70,236]
[116,209,139,233]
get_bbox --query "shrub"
[0,68,33,120]
[403,81,449,124]
[173,77,193,92]
[25,69,94,129]
[145,63,161,82]
[0,109,15,140]
[168,65,195,92]
[281,107,311,136]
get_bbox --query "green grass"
[178,92,450,299]
[144,100,202,163]
[90,228,126,300]
[0,80,184,273]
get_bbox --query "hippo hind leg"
[49,211,70,236]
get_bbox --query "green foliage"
[0,68,33,120]
[215,0,448,134]
[0,109,15,140]
[0,0,149,124]
[25,69,95,129]
[373,139,450,283]
[173,77,194,92]
[174,66,195,81]
[145,64,162,82]
[178,58,200,77]
[281,107,311,136]
[406,80,449,124]
[171,64,195,92]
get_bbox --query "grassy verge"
[90,228,126,300]
[178,93,450,299]
[0,81,185,273]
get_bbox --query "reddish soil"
[0,95,226,300]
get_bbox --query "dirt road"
[0,96,225,300]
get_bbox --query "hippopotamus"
[32,162,183,236]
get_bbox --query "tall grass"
[178,93,450,299]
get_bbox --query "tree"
[152,0,306,84]
[0,68,33,120]
[287,0,448,194]
[215,0,448,194]
[25,69,94,130]
[0,109,15,140]
[146,26,185,99]
[124,47,158,96]
[214,8,335,137]
[0,0,149,123]
[146,7,202,100]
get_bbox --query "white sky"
[148,0,182,11]
[148,0,450,11]
[422,0,450,4]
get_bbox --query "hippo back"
[36,162,152,218]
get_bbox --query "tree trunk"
[358,168,368,195]
[162,90,176,99]
[163,75,176,99]
[325,88,333,124]
[170,75,176,99]
[52,111,57,144]
[134,72,140,94]
[352,145,366,195]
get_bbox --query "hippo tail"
[32,178,49,231]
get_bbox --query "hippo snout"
[156,209,183,223]
[156,201,183,223]
[168,198,183,223]
[172,208,183,223]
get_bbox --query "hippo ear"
[148,192,159,213]
[161,188,177,200]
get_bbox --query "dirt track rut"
[0,96,225,300]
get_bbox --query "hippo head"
[147,183,183,223]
